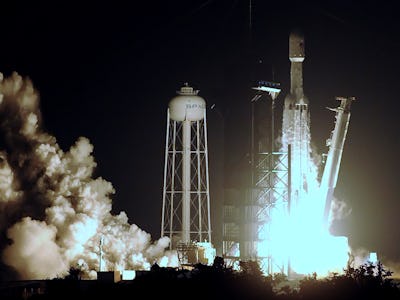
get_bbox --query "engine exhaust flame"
[256,100,351,278]
[0,72,178,280]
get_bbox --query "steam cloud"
[0,72,178,280]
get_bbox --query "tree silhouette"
[21,259,400,300]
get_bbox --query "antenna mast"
[99,236,104,272]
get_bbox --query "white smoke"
[349,247,375,268]
[330,196,352,221]
[0,72,177,280]
[3,217,67,279]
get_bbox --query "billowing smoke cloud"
[330,196,352,222]
[3,217,67,279]
[0,72,178,280]
[349,247,375,268]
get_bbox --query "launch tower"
[247,81,290,274]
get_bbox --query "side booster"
[321,96,356,226]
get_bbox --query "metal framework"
[222,82,290,274]
[176,241,199,266]
[251,150,290,274]
[161,109,212,250]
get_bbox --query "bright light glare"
[255,102,351,277]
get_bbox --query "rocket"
[282,30,316,214]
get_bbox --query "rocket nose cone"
[289,28,305,60]
[290,28,304,40]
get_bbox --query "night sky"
[1,1,399,266]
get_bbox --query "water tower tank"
[169,84,206,121]
[162,82,213,250]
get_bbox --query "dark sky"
[1,1,399,264]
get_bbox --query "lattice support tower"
[161,84,212,264]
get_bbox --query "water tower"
[161,83,213,264]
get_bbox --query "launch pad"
[222,30,355,277]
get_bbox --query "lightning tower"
[161,83,214,265]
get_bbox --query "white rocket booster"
[320,97,355,225]
[282,30,316,214]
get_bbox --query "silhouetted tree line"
[21,257,400,300]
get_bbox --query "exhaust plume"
[0,72,177,280]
